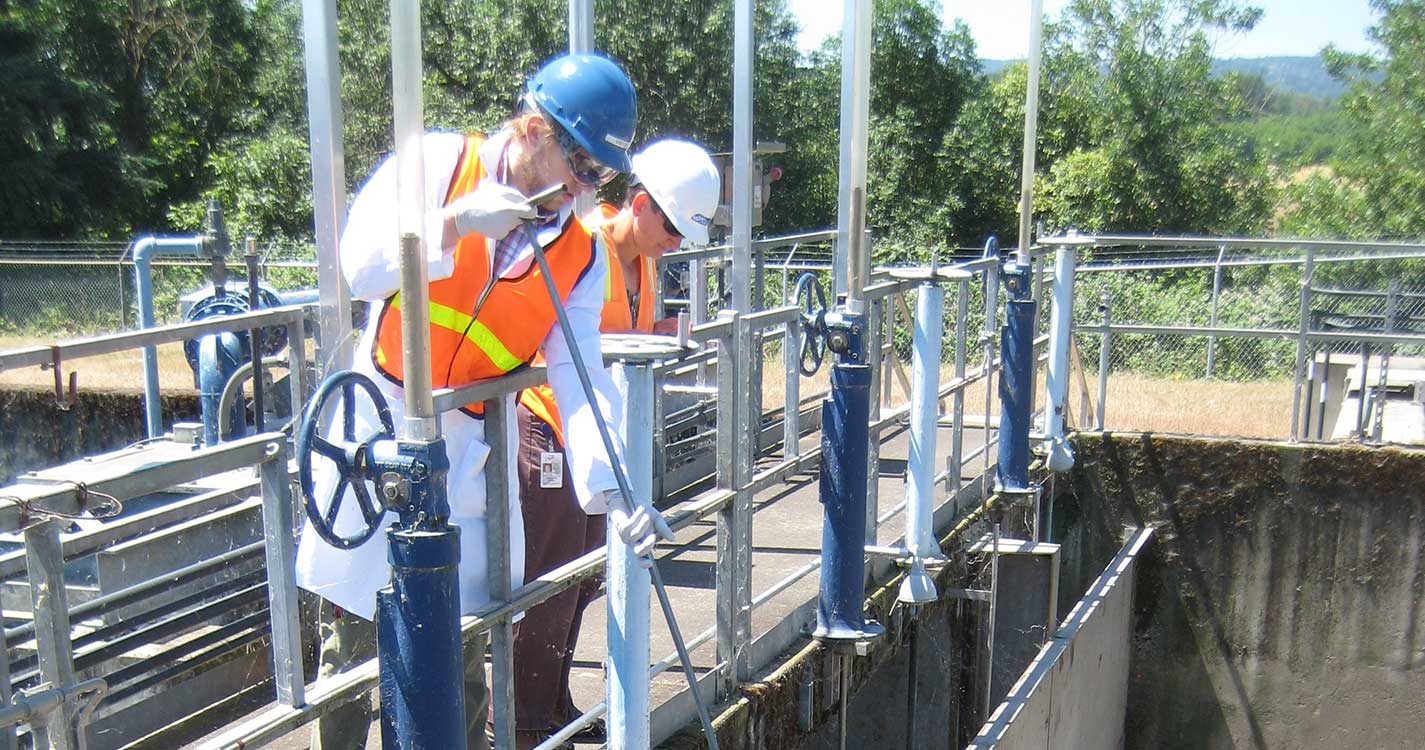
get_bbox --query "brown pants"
[513,403,606,731]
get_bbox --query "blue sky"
[787,0,1380,59]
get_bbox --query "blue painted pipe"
[376,439,466,749]
[197,332,248,446]
[132,235,205,438]
[996,262,1036,493]
[815,361,874,640]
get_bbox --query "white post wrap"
[608,362,653,750]
[1044,244,1076,471]
[900,280,945,605]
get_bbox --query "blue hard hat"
[526,53,637,173]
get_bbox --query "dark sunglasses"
[648,194,682,238]
[552,125,618,188]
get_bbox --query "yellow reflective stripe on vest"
[389,293,523,373]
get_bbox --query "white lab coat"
[295,130,626,620]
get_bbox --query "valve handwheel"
[794,272,828,377]
[296,370,396,549]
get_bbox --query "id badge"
[539,451,564,489]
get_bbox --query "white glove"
[605,490,674,566]
[446,180,537,240]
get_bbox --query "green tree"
[1296,0,1425,238]
[0,2,135,237]
[1035,0,1274,236]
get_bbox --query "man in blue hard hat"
[297,52,672,750]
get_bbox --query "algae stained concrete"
[1060,433,1425,750]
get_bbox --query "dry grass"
[759,356,1292,440]
[0,335,196,393]
[1100,373,1293,439]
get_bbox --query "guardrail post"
[714,312,750,697]
[286,317,309,412]
[259,439,306,707]
[0,623,14,750]
[865,295,883,542]
[485,396,515,750]
[25,520,79,750]
[783,318,801,459]
[1206,245,1225,378]
[608,359,656,750]
[948,278,969,496]
[692,258,709,387]
[1096,291,1111,431]
[1289,248,1315,442]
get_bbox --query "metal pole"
[984,522,1001,718]
[300,0,352,375]
[904,610,920,750]
[259,441,306,707]
[838,654,851,750]
[1289,248,1315,442]
[731,0,754,314]
[865,295,883,543]
[245,238,267,433]
[0,621,13,750]
[1096,291,1111,430]
[1316,349,1331,441]
[1206,245,1225,378]
[784,319,801,458]
[835,0,873,303]
[693,258,709,387]
[1016,0,1046,266]
[949,279,968,496]
[608,362,654,750]
[25,521,78,750]
[713,315,743,699]
[569,0,594,217]
[1371,280,1400,443]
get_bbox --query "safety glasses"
[552,125,618,188]
[649,195,683,239]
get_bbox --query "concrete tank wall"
[1060,433,1425,750]
[0,387,198,483]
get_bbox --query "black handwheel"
[296,370,396,549]
[794,272,828,377]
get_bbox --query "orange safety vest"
[519,203,656,444]
[371,133,598,416]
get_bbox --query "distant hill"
[980,55,1355,102]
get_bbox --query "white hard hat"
[630,139,720,246]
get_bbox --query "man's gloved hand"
[604,490,674,566]
[446,180,537,240]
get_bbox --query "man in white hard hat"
[513,138,720,748]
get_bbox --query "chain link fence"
[0,240,318,338]
[1071,242,1425,441]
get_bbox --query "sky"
[787,0,1380,59]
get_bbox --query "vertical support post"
[300,0,351,375]
[783,318,801,458]
[569,0,594,217]
[948,279,968,496]
[484,398,515,750]
[1029,253,1045,426]
[1096,292,1111,431]
[693,258,709,387]
[906,280,946,562]
[1316,349,1331,441]
[731,0,754,315]
[1016,0,1046,265]
[25,520,78,750]
[733,318,756,680]
[1371,280,1400,443]
[608,362,655,750]
[1289,248,1315,442]
[1206,245,1225,378]
[1042,244,1076,472]
[0,621,13,750]
[260,440,306,707]
[865,296,883,543]
[834,0,873,301]
[713,313,748,696]
[286,318,308,418]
